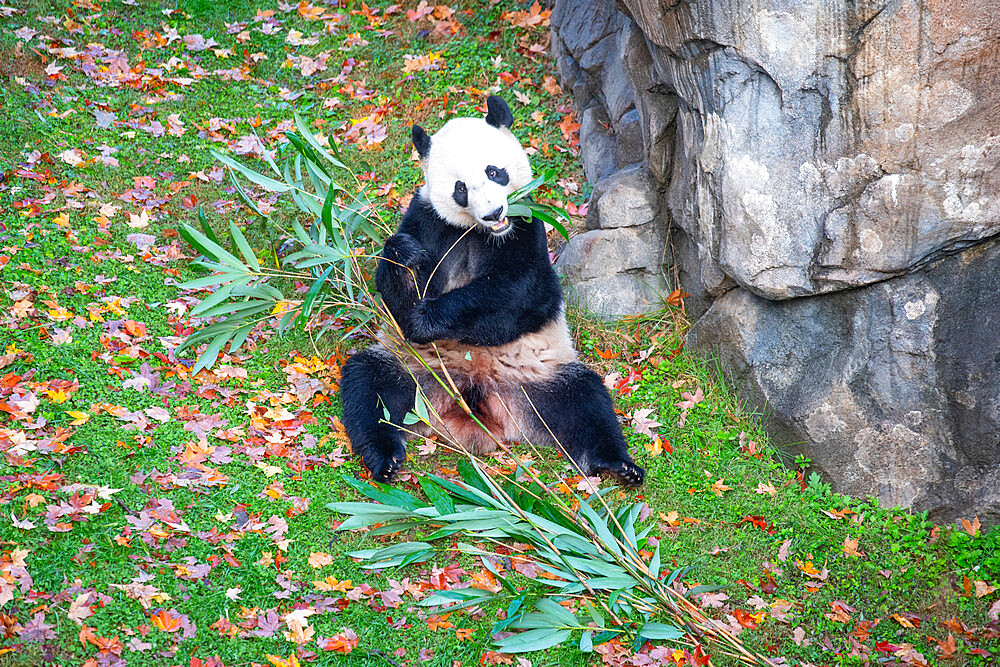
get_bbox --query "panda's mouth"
[487,217,510,234]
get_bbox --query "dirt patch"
[0,42,47,81]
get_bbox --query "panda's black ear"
[411,125,431,159]
[485,95,514,129]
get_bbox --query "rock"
[688,238,1000,522]
[552,0,1000,519]
[555,225,667,320]
[618,0,1000,300]
[615,109,644,169]
[561,272,664,320]
[579,105,619,185]
[586,166,658,231]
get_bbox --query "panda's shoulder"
[398,189,446,237]
[400,190,438,226]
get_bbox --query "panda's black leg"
[340,347,416,483]
[524,362,645,487]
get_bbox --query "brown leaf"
[974,580,997,598]
[960,516,981,537]
[934,632,957,658]
[842,536,863,558]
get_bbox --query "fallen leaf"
[755,482,777,496]
[777,539,791,562]
[709,478,731,496]
[960,516,980,537]
[974,580,997,598]
[842,536,863,558]
[628,408,662,439]
[309,552,334,568]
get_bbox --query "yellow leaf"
[46,389,70,404]
[53,212,70,227]
[66,410,90,425]
[644,436,663,457]
[267,654,301,667]
[271,301,294,316]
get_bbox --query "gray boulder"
[551,0,1000,520]
[688,238,1000,522]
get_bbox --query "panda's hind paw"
[593,459,646,488]
[363,446,407,484]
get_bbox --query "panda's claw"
[592,459,646,488]
[364,447,406,484]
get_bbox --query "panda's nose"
[482,206,504,222]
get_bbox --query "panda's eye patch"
[452,180,469,207]
[485,165,509,186]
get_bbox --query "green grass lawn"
[1,1,998,666]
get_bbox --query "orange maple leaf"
[150,609,180,633]
[960,516,981,537]
[320,628,359,653]
[427,614,453,631]
[556,113,581,146]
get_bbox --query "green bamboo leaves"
[327,460,686,654]
[507,167,571,241]
[177,114,385,374]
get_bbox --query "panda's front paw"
[381,233,424,269]
[405,300,438,344]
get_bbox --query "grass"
[0,1,998,666]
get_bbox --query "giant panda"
[340,96,645,487]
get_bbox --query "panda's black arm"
[375,232,430,328]
[406,270,562,346]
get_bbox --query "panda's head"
[412,96,532,237]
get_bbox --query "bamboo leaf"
[229,221,260,271]
[298,264,334,325]
[197,207,220,245]
[293,110,346,170]
[639,622,685,641]
[177,272,246,290]
[227,165,268,217]
[494,628,571,653]
[211,149,292,192]
[191,326,237,375]
[419,475,454,516]
[178,223,246,269]
[340,476,425,511]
